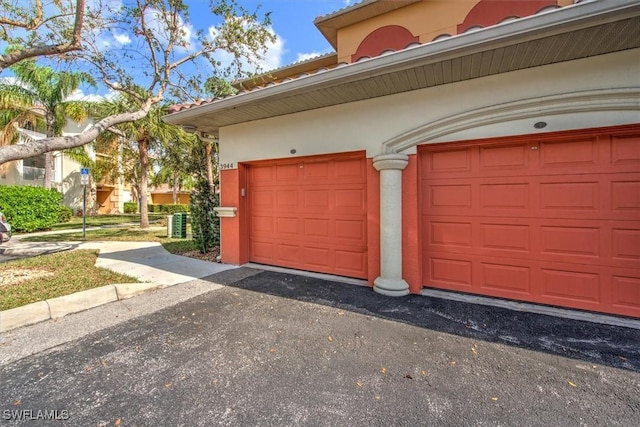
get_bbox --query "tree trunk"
[43,113,56,189]
[43,151,54,189]
[138,137,150,228]
[205,140,214,192]
[172,170,178,204]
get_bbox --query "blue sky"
[190,0,353,68]
[1,1,356,100]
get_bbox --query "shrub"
[123,202,137,214]
[0,185,63,232]
[190,180,219,253]
[160,204,189,214]
[58,206,73,223]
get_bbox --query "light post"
[80,168,90,238]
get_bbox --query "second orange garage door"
[420,127,640,317]
[247,153,368,279]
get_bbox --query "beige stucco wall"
[219,48,640,165]
[335,0,575,63]
[337,0,478,63]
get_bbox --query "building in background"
[0,118,132,214]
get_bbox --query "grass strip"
[0,250,139,311]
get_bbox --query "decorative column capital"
[373,153,409,171]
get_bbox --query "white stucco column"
[372,153,409,297]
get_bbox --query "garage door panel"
[611,274,640,313]
[540,268,601,303]
[276,243,300,264]
[426,221,472,248]
[335,188,366,209]
[250,216,274,234]
[335,250,367,276]
[425,147,473,174]
[276,217,301,236]
[276,189,298,209]
[334,157,367,180]
[248,154,367,279]
[539,225,600,258]
[427,184,472,210]
[251,240,275,262]
[479,262,531,295]
[276,163,298,181]
[335,219,365,242]
[479,182,530,210]
[250,190,274,209]
[302,246,331,268]
[479,143,529,170]
[249,165,275,184]
[611,178,640,214]
[420,127,640,317]
[611,227,640,264]
[539,137,598,168]
[480,223,530,253]
[611,134,640,170]
[425,256,473,288]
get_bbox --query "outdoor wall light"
[534,121,547,129]
[181,125,197,134]
[290,149,297,154]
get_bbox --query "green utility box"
[172,213,187,238]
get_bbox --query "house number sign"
[219,162,236,170]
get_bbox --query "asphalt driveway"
[1,268,639,426]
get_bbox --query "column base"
[373,277,410,297]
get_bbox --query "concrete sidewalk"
[0,234,235,331]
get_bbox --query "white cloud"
[296,51,324,62]
[66,88,118,103]
[208,25,286,74]
[143,7,197,52]
[113,33,131,45]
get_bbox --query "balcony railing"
[22,166,45,181]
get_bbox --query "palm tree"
[0,60,95,188]
[95,92,186,228]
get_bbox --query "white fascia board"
[164,0,640,125]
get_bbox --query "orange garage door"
[420,127,640,317]
[247,153,368,279]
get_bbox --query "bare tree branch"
[0,0,85,72]
[0,102,153,164]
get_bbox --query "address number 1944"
[219,163,235,170]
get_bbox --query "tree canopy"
[0,0,274,165]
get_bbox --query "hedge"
[0,185,64,232]
[147,203,189,214]
[58,206,73,223]
[124,202,137,214]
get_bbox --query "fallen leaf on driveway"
[356,381,363,388]
[13,399,21,406]
[165,383,172,388]
[568,381,576,387]
[381,367,386,374]
[327,336,333,342]
[114,419,122,426]
[491,397,498,401]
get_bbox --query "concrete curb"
[0,282,163,333]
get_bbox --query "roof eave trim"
[164,0,640,126]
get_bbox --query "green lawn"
[48,214,166,231]
[2,222,202,311]
[0,250,140,311]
